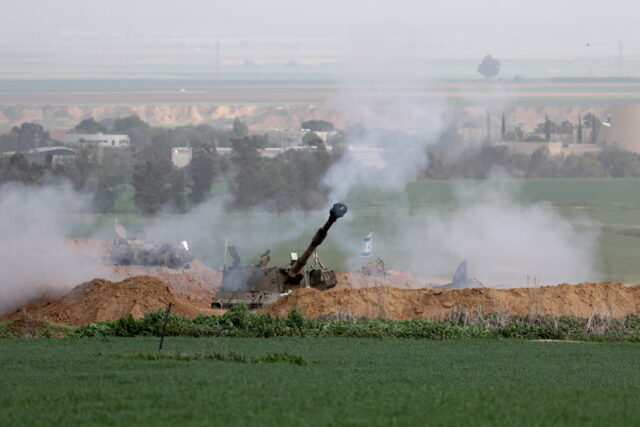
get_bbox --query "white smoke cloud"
[323,94,449,202]
[138,195,333,267]
[401,181,600,286]
[320,57,601,287]
[0,183,115,315]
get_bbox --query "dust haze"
[0,0,614,311]
[2,1,639,77]
[0,184,115,314]
[322,57,600,286]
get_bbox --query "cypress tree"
[544,115,551,141]
[577,114,583,144]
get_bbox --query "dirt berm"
[267,282,640,320]
[5,276,216,326]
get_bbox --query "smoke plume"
[0,184,115,315]
[321,61,600,286]
[400,181,599,285]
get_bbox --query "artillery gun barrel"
[287,203,347,277]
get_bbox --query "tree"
[67,147,98,191]
[0,131,18,152]
[559,121,573,134]
[477,54,501,80]
[114,115,152,145]
[188,141,218,205]
[230,137,270,209]
[75,118,107,134]
[9,123,51,151]
[132,154,172,215]
[500,112,506,140]
[528,146,554,178]
[230,118,249,140]
[577,114,583,144]
[544,115,551,141]
[302,131,324,147]
[597,147,640,177]
[168,168,188,213]
[584,113,600,144]
[301,120,335,132]
[561,154,605,178]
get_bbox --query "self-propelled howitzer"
[212,203,348,309]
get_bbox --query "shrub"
[68,311,640,342]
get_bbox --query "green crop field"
[1,337,639,426]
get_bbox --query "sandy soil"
[266,281,640,320]
[0,102,613,134]
[4,276,220,326]
[4,239,639,326]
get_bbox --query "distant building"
[266,129,308,148]
[63,133,130,148]
[171,147,193,168]
[603,105,640,153]
[0,146,76,164]
[313,131,337,143]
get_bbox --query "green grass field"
[1,337,639,426]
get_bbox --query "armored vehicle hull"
[212,203,347,309]
[110,221,194,269]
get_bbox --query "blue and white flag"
[361,232,373,257]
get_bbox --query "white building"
[171,147,193,168]
[266,129,308,148]
[603,105,640,153]
[63,133,130,148]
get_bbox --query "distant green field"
[1,337,639,426]
[2,77,640,106]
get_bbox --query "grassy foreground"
[1,337,639,426]
[4,306,640,342]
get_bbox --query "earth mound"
[267,282,640,320]
[69,238,222,309]
[5,275,215,326]
[335,270,423,289]
[110,260,221,310]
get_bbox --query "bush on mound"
[71,305,640,342]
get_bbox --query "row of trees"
[423,144,640,179]
[500,112,602,143]
[0,116,337,215]
[2,115,640,216]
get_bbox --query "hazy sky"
[1,0,638,75]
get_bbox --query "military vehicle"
[429,261,484,289]
[110,221,195,269]
[212,202,348,309]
